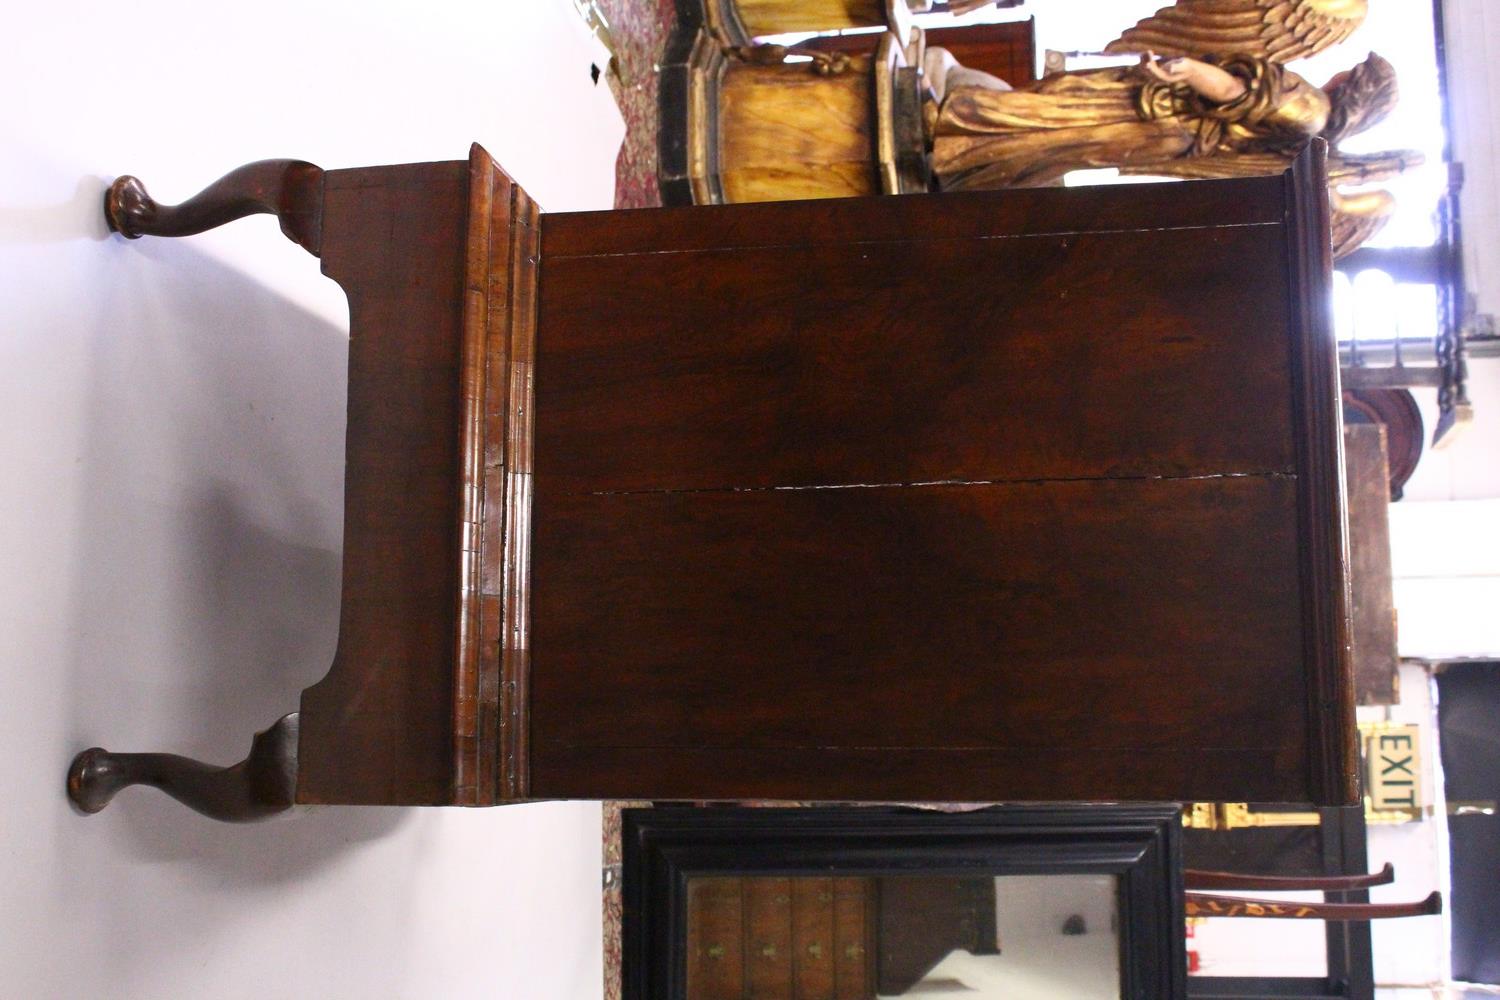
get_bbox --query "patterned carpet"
[598,0,677,208]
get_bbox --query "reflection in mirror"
[684,873,1121,999]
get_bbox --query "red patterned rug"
[599,0,677,208]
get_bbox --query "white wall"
[1401,358,1500,503]
[1443,0,1500,320]
[1397,0,1500,505]
[1,2,624,997]
[1389,500,1500,660]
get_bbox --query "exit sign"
[1366,726,1422,811]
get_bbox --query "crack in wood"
[576,470,1297,498]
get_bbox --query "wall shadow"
[61,228,410,883]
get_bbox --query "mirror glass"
[685,873,1121,998]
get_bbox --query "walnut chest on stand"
[69,142,1355,822]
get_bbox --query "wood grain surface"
[297,159,471,806]
[531,477,1309,802]
[530,157,1348,805]
[536,225,1294,494]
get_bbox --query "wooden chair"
[1183,864,1440,920]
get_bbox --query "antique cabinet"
[68,142,1354,821]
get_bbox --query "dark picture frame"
[622,804,1187,1000]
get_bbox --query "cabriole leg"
[67,713,299,822]
[105,160,324,254]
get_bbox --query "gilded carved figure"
[926,0,1422,257]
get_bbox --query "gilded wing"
[1105,0,1368,63]
[1118,151,1295,180]
[1328,148,1425,186]
[1330,189,1395,259]
[1117,148,1422,185]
